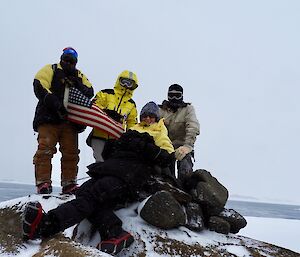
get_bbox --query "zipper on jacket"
[116,90,127,113]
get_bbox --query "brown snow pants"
[33,122,79,187]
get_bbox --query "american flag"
[64,87,124,139]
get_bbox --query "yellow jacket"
[92,70,138,139]
[33,63,94,132]
[130,119,174,154]
[34,63,93,93]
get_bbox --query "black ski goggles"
[168,90,183,100]
[119,77,136,89]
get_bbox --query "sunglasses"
[120,77,135,89]
[141,113,157,119]
[168,90,183,100]
[62,55,77,65]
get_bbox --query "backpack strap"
[51,63,58,72]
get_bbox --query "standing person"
[87,70,138,162]
[23,102,174,255]
[159,84,200,182]
[33,47,94,194]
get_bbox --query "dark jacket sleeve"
[33,79,65,114]
[33,79,49,101]
[143,142,175,168]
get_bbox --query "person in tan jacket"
[159,84,200,181]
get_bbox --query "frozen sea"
[1,181,299,221]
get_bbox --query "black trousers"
[49,176,129,239]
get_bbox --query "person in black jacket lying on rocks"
[22,101,174,255]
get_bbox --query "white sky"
[0,1,300,204]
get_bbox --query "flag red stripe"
[67,114,122,139]
[65,88,124,138]
[67,106,124,135]
[68,103,124,130]
[67,116,121,139]
[90,104,124,129]
[68,111,123,136]
[67,104,124,137]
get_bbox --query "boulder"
[208,216,231,235]
[140,191,186,229]
[218,208,247,233]
[190,169,228,216]
[184,202,205,232]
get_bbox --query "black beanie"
[169,84,183,93]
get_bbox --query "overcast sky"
[0,0,299,204]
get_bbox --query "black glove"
[44,93,62,112]
[65,77,79,88]
[44,93,67,119]
[57,106,68,119]
[65,76,94,98]
[104,109,123,123]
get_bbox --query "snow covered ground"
[0,183,299,254]
[0,195,299,256]
[239,216,300,253]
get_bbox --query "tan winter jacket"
[159,101,200,150]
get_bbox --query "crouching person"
[22,102,174,255]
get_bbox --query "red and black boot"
[97,230,134,255]
[22,201,60,240]
[22,201,44,240]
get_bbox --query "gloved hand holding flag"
[63,87,124,139]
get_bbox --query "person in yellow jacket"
[130,101,174,154]
[33,47,94,194]
[88,70,138,162]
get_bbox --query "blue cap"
[62,47,78,60]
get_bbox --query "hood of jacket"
[114,70,138,99]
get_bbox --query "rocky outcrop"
[139,169,246,235]
[0,195,299,257]
[188,169,229,216]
